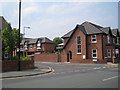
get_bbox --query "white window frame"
[91,35,97,43]
[30,44,32,49]
[113,38,115,44]
[77,36,82,54]
[24,42,28,50]
[117,37,119,44]
[107,49,111,58]
[92,49,97,58]
[107,35,110,43]
[37,40,41,49]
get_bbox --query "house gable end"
[63,25,86,49]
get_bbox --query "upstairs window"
[77,36,81,54]
[107,49,111,58]
[113,38,115,44]
[91,35,97,43]
[107,35,110,43]
[37,40,41,49]
[117,37,119,44]
[92,49,97,58]
[30,44,32,49]
[24,41,28,50]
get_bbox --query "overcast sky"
[0,1,119,40]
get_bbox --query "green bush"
[11,56,19,60]
[20,56,30,61]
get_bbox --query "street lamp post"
[18,0,21,71]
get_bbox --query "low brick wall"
[34,53,108,64]
[34,53,58,62]
[2,60,34,72]
[70,59,107,64]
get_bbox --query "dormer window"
[91,35,97,43]
[24,41,28,50]
[37,40,41,49]
[113,38,115,44]
[107,35,110,43]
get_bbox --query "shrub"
[11,56,19,60]
[20,56,30,61]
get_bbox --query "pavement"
[0,62,118,79]
[1,64,53,79]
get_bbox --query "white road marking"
[93,67,101,70]
[103,67,106,69]
[103,75,120,81]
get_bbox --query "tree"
[2,22,22,60]
[53,37,63,51]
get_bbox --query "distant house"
[61,22,120,63]
[0,16,7,60]
[14,37,55,57]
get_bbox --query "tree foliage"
[53,37,63,51]
[2,22,22,59]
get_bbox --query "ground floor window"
[107,49,111,58]
[92,49,97,58]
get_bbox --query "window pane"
[93,54,96,57]
[93,50,96,53]
[77,36,81,53]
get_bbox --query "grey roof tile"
[20,37,54,45]
[111,29,118,36]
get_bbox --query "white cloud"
[22,6,39,17]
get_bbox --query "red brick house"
[61,22,120,63]
[14,37,55,57]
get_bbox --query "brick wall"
[34,53,108,64]
[2,60,34,72]
[63,27,87,61]
[87,34,103,59]
[34,53,58,62]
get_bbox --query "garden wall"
[34,53,109,64]
[34,53,58,62]
[2,60,34,72]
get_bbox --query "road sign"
[115,49,119,54]
[93,59,98,62]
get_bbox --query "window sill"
[92,57,97,59]
[91,42,97,43]
[77,53,82,55]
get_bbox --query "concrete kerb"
[1,66,54,79]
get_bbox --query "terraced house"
[61,22,120,63]
[14,37,55,57]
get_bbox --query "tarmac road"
[2,62,119,88]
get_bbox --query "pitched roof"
[20,37,54,45]
[62,21,105,39]
[100,27,110,34]
[61,30,74,38]
[81,22,104,34]
[111,29,118,36]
